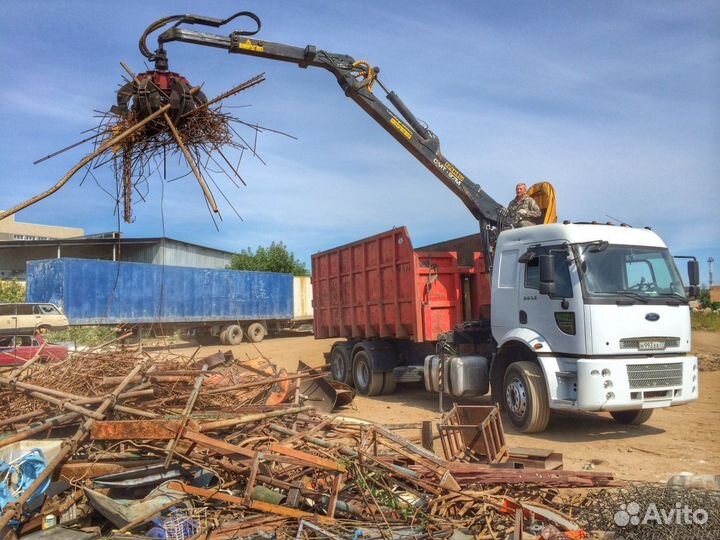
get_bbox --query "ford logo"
[645,313,660,322]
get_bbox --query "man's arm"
[525,197,542,219]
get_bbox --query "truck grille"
[620,337,680,350]
[627,363,683,389]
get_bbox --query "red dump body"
[312,227,491,343]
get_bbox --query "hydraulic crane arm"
[147,14,503,227]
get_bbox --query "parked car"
[0,334,69,366]
[0,303,69,333]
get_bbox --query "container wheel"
[225,324,244,345]
[502,361,550,433]
[330,346,353,385]
[219,326,230,345]
[610,409,654,425]
[246,322,266,343]
[353,350,384,396]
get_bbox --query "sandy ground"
[169,330,720,483]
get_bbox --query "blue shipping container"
[26,258,293,325]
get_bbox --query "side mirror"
[688,285,700,299]
[539,254,556,295]
[687,260,700,286]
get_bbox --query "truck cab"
[491,223,698,431]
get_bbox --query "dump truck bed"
[312,227,490,343]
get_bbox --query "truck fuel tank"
[424,354,489,398]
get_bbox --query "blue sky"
[1,1,718,283]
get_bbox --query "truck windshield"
[576,244,687,303]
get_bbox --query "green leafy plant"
[48,326,116,347]
[230,242,309,276]
[692,311,720,332]
[0,280,26,303]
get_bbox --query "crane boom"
[157,27,502,225]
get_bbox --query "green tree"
[230,242,309,276]
[0,279,26,303]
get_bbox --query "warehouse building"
[0,235,235,279]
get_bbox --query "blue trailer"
[26,258,294,343]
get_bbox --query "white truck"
[485,223,699,431]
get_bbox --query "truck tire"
[353,350,384,396]
[381,373,397,395]
[224,324,244,345]
[246,322,266,343]
[219,326,230,345]
[330,346,353,385]
[502,361,550,433]
[610,409,653,425]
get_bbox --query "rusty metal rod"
[0,103,172,222]
[164,362,208,467]
[199,405,313,432]
[0,413,80,448]
[0,359,152,529]
[0,408,51,428]
[163,111,219,213]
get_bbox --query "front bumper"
[540,355,698,411]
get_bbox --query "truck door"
[519,245,583,353]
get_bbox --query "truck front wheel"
[503,361,550,433]
[353,351,384,396]
[610,409,653,425]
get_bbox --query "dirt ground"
[172,330,720,483]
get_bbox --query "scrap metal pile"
[0,65,276,226]
[0,345,674,540]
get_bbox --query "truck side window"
[498,250,519,288]
[525,258,540,290]
[0,305,15,316]
[525,251,573,298]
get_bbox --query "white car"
[0,303,69,333]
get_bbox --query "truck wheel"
[381,373,397,395]
[610,409,653,425]
[219,326,230,345]
[246,322,266,343]
[330,347,353,385]
[353,350,384,396]
[224,324,244,345]
[503,361,550,433]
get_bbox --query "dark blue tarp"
[26,258,293,325]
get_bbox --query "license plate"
[639,341,665,351]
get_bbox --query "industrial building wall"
[151,240,233,269]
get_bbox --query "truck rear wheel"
[610,409,653,425]
[503,361,550,433]
[246,322,266,343]
[353,351,384,396]
[330,346,353,385]
[224,324,244,345]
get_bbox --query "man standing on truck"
[505,183,542,227]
